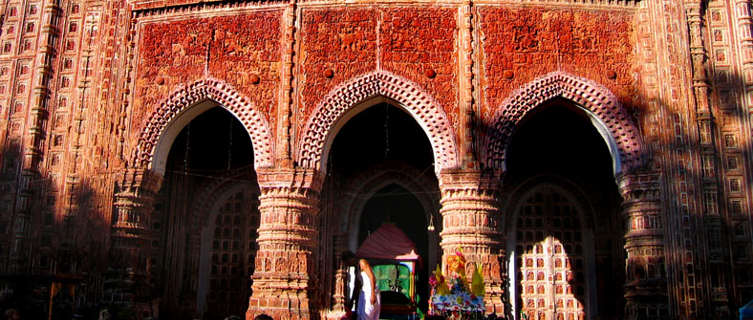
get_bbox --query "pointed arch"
[132,78,274,175]
[483,72,644,175]
[190,165,259,227]
[297,71,460,174]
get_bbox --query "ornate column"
[247,168,321,320]
[112,168,162,264]
[330,233,349,315]
[438,169,505,314]
[618,171,669,319]
[110,168,163,315]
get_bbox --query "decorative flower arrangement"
[428,249,485,318]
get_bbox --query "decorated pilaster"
[247,168,321,320]
[618,171,669,319]
[685,1,732,316]
[7,0,60,272]
[438,169,504,314]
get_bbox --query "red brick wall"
[298,7,458,143]
[132,11,282,144]
[299,8,378,122]
[381,8,458,128]
[479,6,637,121]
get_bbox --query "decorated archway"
[143,104,261,319]
[483,72,644,175]
[132,78,274,176]
[496,83,639,319]
[297,71,460,175]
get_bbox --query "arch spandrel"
[297,71,460,175]
[132,78,274,176]
[484,72,645,175]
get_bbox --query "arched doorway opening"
[358,184,430,312]
[154,105,260,320]
[323,100,439,316]
[357,184,428,262]
[504,98,624,320]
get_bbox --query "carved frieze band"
[484,72,644,173]
[297,71,460,172]
[132,78,274,171]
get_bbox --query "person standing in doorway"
[342,251,361,320]
[357,259,380,320]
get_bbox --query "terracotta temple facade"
[0,0,752,319]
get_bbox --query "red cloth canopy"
[356,223,420,261]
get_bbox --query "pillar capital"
[616,170,661,201]
[256,167,323,193]
[119,167,163,195]
[113,168,163,237]
[438,168,502,192]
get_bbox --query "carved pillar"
[110,168,163,314]
[112,169,162,265]
[331,233,349,314]
[247,168,321,320]
[619,171,669,319]
[438,169,505,314]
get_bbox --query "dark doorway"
[506,98,624,319]
[328,102,433,176]
[326,102,437,315]
[156,106,259,320]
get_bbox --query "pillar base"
[247,291,312,320]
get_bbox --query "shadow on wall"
[0,139,116,319]
[471,66,753,319]
[501,100,623,319]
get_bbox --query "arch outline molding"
[132,78,274,172]
[297,71,460,173]
[483,72,644,174]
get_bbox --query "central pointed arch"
[297,71,460,175]
[483,72,644,175]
